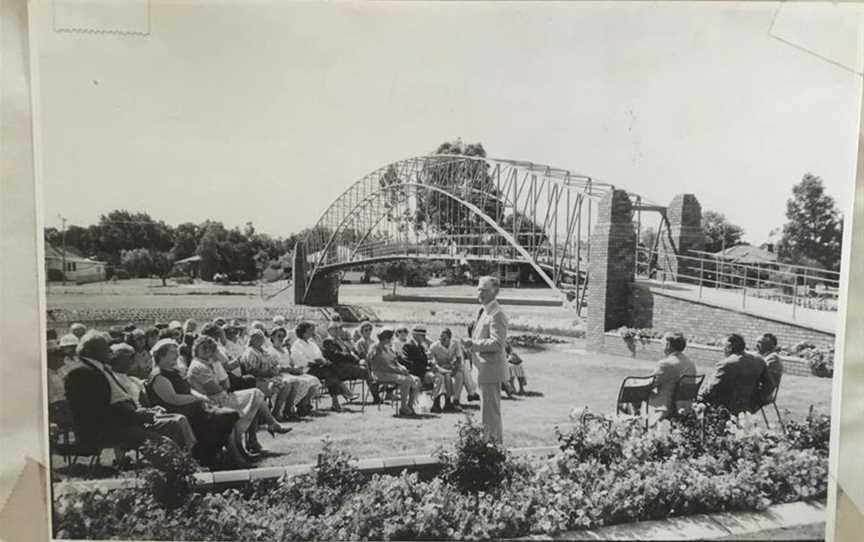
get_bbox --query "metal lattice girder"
[300,154,645,308]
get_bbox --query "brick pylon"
[586,189,636,351]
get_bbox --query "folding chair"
[615,376,655,429]
[345,379,366,414]
[669,374,705,419]
[757,380,785,433]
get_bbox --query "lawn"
[50,338,833,480]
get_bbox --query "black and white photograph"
[4,0,864,540]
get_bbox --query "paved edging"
[511,500,825,541]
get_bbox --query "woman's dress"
[146,368,238,465]
[291,338,343,395]
[269,346,320,406]
[186,358,263,433]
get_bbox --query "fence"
[635,247,840,321]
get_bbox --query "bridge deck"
[641,279,836,334]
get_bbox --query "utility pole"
[58,214,67,285]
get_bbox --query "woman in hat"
[187,335,291,457]
[268,326,321,419]
[291,321,355,412]
[367,328,421,416]
[353,321,375,361]
[145,339,246,469]
[58,333,80,370]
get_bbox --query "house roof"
[44,244,104,263]
[175,254,202,264]
[713,244,778,264]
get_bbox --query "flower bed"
[53,409,830,541]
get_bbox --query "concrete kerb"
[52,446,561,496]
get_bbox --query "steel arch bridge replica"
[293,154,696,312]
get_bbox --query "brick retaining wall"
[602,332,814,377]
[630,282,835,349]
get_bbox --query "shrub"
[437,415,526,495]
[141,439,198,510]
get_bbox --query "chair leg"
[773,403,785,433]
[760,407,771,429]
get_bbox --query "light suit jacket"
[471,301,508,384]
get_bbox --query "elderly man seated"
[429,328,464,413]
[109,343,197,454]
[64,331,182,459]
[648,332,697,419]
[400,326,437,388]
[698,333,775,415]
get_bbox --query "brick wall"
[602,332,814,377]
[587,190,636,351]
[630,281,834,350]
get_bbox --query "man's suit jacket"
[64,358,142,447]
[471,302,508,385]
[699,352,774,415]
[400,340,430,379]
[649,352,697,411]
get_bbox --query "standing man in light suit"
[462,276,508,443]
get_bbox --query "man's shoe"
[431,396,443,413]
[467,393,480,402]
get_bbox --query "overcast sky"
[34,1,862,244]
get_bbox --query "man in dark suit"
[698,333,775,415]
[64,331,173,452]
[400,327,437,389]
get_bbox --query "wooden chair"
[669,374,705,419]
[615,376,655,429]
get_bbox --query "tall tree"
[702,210,744,253]
[150,251,175,286]
[778,173,843,271]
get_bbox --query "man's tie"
[472,307,485,339]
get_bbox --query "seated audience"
[268,326,320,419]
[64,331,179,455]
[505,343,528,395]
[187,336,291,458]
[109,343,197,453]
[367,328,421,417]
[291,321,355,412]
[200,323,255,391]
[240,329,298,422]
[698,333,775,415]
[429,328,464,412]
[146,339,244,469]
[648,332,697,419]
[46,339,73,427]
[144,326,160,350]
[394,326,410,353]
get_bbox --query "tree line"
[45,141,844,286]
[44,211,305,283]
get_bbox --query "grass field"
[50,338,832,480]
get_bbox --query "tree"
[778,173,843,271]
[702,210,744,253]
[150,251,175,286]
[121,248,154,278]
[171,222,202,261]
[371,261,408,295]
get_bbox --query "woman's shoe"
[398,407,413,417]
[267,423,293,437]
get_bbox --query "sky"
[33,1,863,244]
